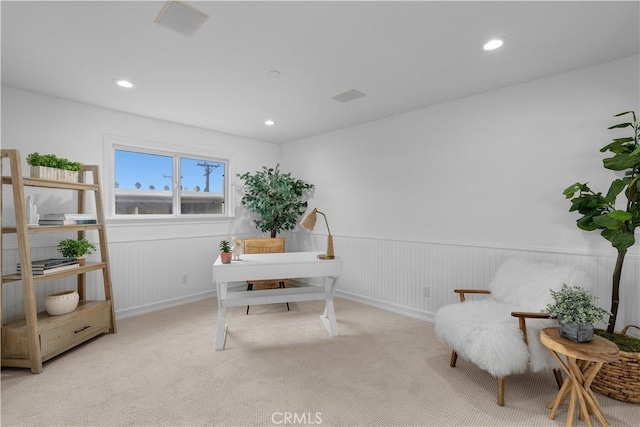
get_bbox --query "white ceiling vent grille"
[155,1,209,37]
[332,89,366,103]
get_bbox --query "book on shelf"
[17,257,78,268]
[17,261,80,275]
[38,218,97,225]
[40,213,97,220]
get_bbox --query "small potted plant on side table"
[57,238,97,265]
[543,284,610,343]
[219,240,232,264]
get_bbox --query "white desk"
[212,251,343,350]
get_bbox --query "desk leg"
[215,281,228,351]
[319,276,339,337]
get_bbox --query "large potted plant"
[237,164,314,238]
[563,110,640,402]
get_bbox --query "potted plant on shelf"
[57,238,97,265]
[26,152,83,182]
[542,284,610,343]
[219,240,232,264]
[563,110,640,402]
[237,164,314,238]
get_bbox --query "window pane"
[179,157,225,214]
[115,149,173,215]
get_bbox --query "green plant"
[543,284,610,325]
[57,238,97,258]
[26,152,82,172]
[237,164,314,238]
[219,240,231,253]
[563,111,639,334]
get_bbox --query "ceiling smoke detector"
[155,1,209,37]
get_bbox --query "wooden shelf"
[2,262,107,284]
[1,149,117,373]
[2,224,104,234]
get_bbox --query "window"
[107,137,231,219]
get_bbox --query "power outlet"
[180,274,188,285]
[423,286,430,297]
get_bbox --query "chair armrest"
[454,288,490,302]
[511,312,554,319]
[510,312,555,345]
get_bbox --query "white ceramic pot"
[45,290,79,316]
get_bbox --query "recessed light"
[264,120,276,126]
[483,39,504,51]
[113,79,135,89]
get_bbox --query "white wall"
[1,86,279,321]
[282,56,640,330]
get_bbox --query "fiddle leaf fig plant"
[238,164,314,238]
[563,111,639,334]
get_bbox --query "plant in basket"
[563,110,640,402]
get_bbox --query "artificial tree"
[563,111,639,334]
[238,164,314,238]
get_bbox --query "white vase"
[45,290,79,316]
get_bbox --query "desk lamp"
[300,208,335,259]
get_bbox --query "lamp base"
[317,254,335,260]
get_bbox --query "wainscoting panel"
[3,232,639,333]
[324,234,639,330]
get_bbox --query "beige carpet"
[1,297,638,426]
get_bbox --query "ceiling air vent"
[332,89,366,103]
[155,1,209,37]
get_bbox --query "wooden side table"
[540,327,619,427]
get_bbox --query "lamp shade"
[300,208,318,231]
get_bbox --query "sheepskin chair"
[434,258,590,406]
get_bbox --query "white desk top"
[213,251,343,282]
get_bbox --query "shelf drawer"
[40,303,111,359]
[1,301,112,361]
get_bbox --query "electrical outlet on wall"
[180,274,188,284]
[423,286,430,297]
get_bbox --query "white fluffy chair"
[434,258,590,406]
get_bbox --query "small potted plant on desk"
[219,240,232,264]
[57,238,97,265]
[543,284,610,343]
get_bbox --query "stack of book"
[38,213,97,225]
[17,258,80,275]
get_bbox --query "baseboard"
[115,289,216,320]
[335,290,435,323]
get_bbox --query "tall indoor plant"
[563,111,639,334]
[238,164,314,237]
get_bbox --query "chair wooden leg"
[279,281,290,311]
[497,377,505,406]
[246,283,253,314]
[553,368,563,389]
[450,350,458,367]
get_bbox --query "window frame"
[104,134,235,222]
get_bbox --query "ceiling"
[2,1,639,144]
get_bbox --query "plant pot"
[44,290,79,316]
[30,166,79,183]
[220,252,232,264]
[559,322,594,343]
